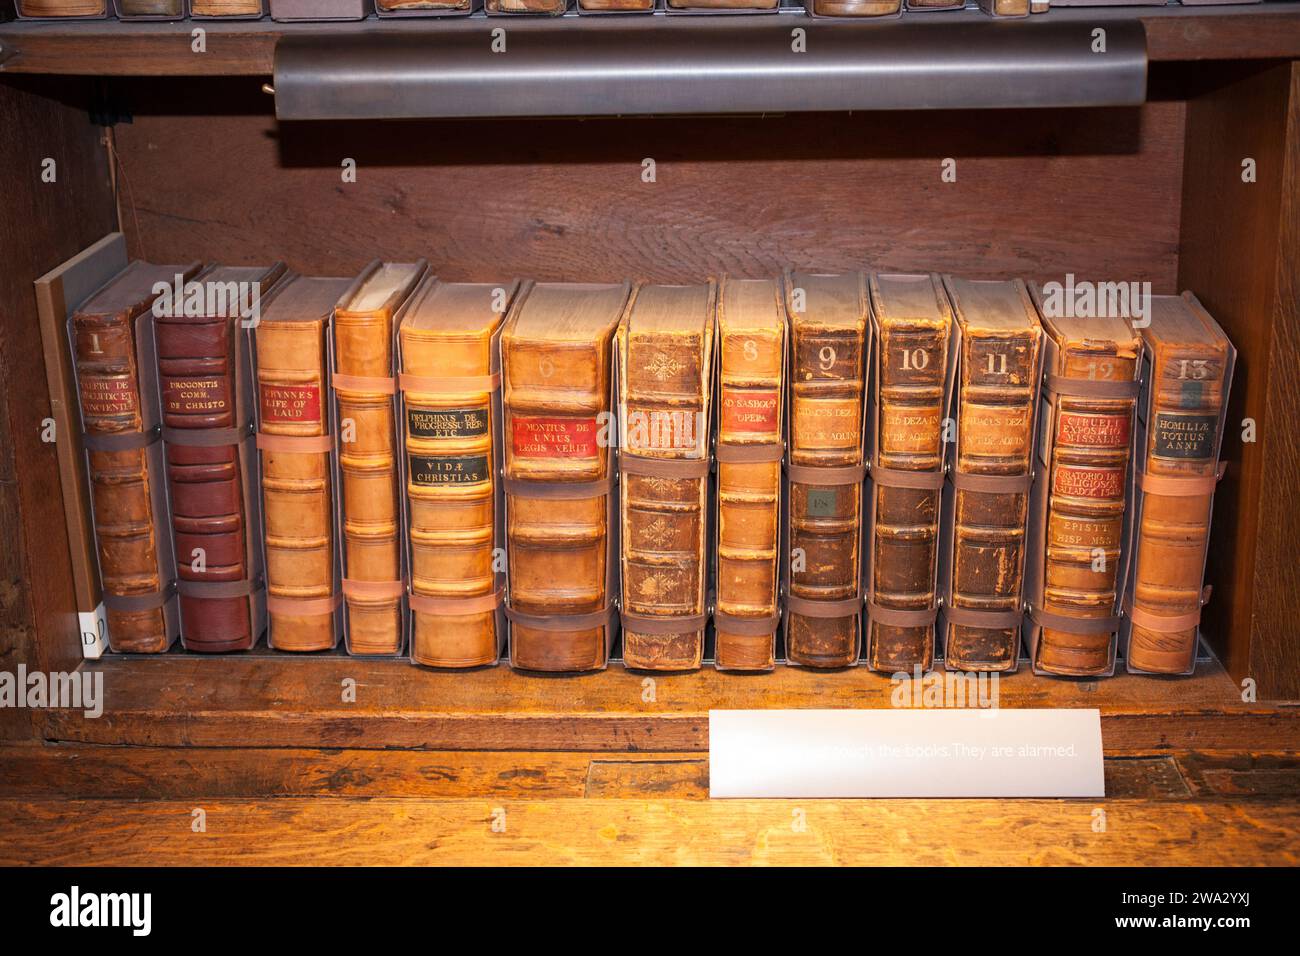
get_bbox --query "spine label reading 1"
[407,406,489,440]
[259,383,321,425]
[409,454,489,486]
[1152,412,1218,460]
[511,416,599,459]
[1057,411,1131,448]
[721,387,780,434]
[1053,464,1125,500]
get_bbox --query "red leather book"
[155,264,286,650]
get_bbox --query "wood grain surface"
[1,793,1295,866]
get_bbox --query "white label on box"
[709,708,1104,798]
[79,603,109,660]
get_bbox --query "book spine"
[1038,345,1138,676]
[155,312,252,651]
[403,333,498,668]
[620,328,710,671]
[946,328,1039,671]
[1127,341,1229,673]
[867,320,946,672]
[505,338,612,672]
[714,315,783,671]
[256,320,336,651]
[787,322,867,668]
[335,309,402,654]
[72,308,168,652]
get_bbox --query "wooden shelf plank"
[39,654,1300,752]
[3,793,1296,865]
[1,8,1299,78]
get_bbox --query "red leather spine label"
[163,376,231,416]
[1057,411,1131,447]
[511,416,599,458]
[721,387,780,434]
[259,383,321,425]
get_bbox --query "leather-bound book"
[581,0,653,9]
[377,0,468,8]
[114,0,184,15]
[617,282,716,672]
[334,261,427,654]
[1034,297,1140,676]
[486,0,566,12]
[400,278,513,668]
[865,274,952,673]
[502,281,631,672]
[255,275,352,652]
[784,269,869,668]
[812,0,900,15]
[191,0,265,14]
[978,0,1030,15]
[155,262,286,652]
[941,277,1042,671]
[72,261,199,652]
[17,0,106,14]
[668,0,778,9]
[714,278,785,672]
[1126,295,1232,674]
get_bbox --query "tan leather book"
[1127,295,1232,674]
[865,274,952,673]
[334,261,427,655]
[400,278,513,668]
[17,0,107,13]
[617,282,716,672]
[486,0,566,12]
[812,0,900,14]
[714,278,785,672]
[503,281,631,672]
[377,0,467,9]
[581,0,653,9]
[191,0,264,14]
[72,261,198,653]
[941,277,1042,672]
[1034,300,1140,676]
[978,0,1030,15]
[256,275,352,652]
[115,0,184,14]
[668,0,778,8]
[784,269,869,668]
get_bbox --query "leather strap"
[265,593,342,616]
[865,601,938,627]
[715,442,783,465]
[1125,587,1211,633]
[176,577,262,599]
[503,473,613,501]
[82,424,161,453]
[712,608,781,636]
[102,581,176,613]
[869,463,945,491]
[163,422,252,447]
[256,432,334,453]
[1028,605,1120,636]
[942,603,1026,629]
[1045,375,1140,400]
[950,470,1034,494]
[332,373,395,395]
[786,592,863,619]
[504,603,616,632]
[620,610,709,634]
[342,579,406,600]
[410,587,504,616]
[619,454,710,480]
[399,372,501,394]
[1137,462,1227,497]
[786,462,866,486]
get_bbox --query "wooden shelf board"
[40,654,1300,752]
[1,8,1299,77]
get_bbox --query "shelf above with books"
[1,6,1299,79]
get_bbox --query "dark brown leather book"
[334,261,427,655]
[502,281,631,672]
[400,278,513,668]
[1126,294,1232,674]
[865,273,951,673]
[668,0,778,8]
[713,278,785,672]
[155,262,285,652]
[1034,298,1140,676]
[256,275,352,652]
[73,261,199,652]
[941,277,1042,672]
[617,282,715,672]
[784,269,869,668]
[114,0,184,14]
